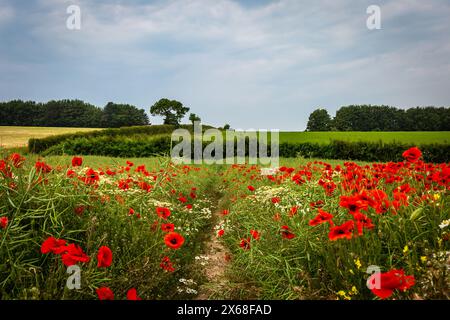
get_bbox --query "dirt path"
[195,197,231,300]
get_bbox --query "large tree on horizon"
[306,108,332,131]
[150,98,190,126]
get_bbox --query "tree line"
[306,105,450,131]
[0,100,149,128]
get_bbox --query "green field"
[279,131,450,144]
[0,126,101,148]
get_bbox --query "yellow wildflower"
[354,258,362,269]
[420,256,427,263]
[403,245,409,254]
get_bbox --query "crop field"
[2,126,449,151]
[0,126,102,148]
[0,146,449,300]
[279,131,450,145]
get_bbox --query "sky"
[0,0,449,130]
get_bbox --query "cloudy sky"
[0,0,449,130]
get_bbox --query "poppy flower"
[156,207,171,219]
[160,256,175,272]
[128,208,135,216]
[9,153,25,168]
[328,220,354,241]
[402,147,422,163]
[186,204,193,210]
[289,206,298,217]
[353,212,375,236]
[280,225,296,239]
[271,197,280,204]
[309,209,334,226]
[74,206,85,216]
[61,244,90,266]
[250,229,261,240]
[67,169,76,178]
[96,287,114,300]
[0,216,8,229]
[339,195,369,215]
[368,269,415,299]
[161,223,175,232]
[239,237,251,250]
[35,161,52,173]
[71,156,83,167]
[164,232,185,249]
[217,229,225,237]
[222,209,229,216]
[247,185,255,192]
[97,246,113,268]
[178,196,187,203]
[41,237,67,254]
[127,288,142,300]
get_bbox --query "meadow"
[0,126,449,300]
[279,131,450,145]
[1,146,449,300]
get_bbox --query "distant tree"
[223,124,231,130]
[150,98,190,126]
[189,113,201,126]
[101,102,149,128]
[306,109,332,131]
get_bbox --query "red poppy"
[71,156,83,167]
[402,147,422,163]
[35,161,52,173]
[67,169,76,178]
[280,225,296,239]
[61,244,90,266]
[127,288,142,300]
[217,229,225,237]
[74,205,85,216]
[339,195,369,215]
[247,185,255,192]
[271,197,280,204]
[222,209,229,216]
[353,212,375,236]
[128,208,135,216]
[97,246,113,268]
[126,161,134,167]
[41,237,67,254]
[186,204,193,210]
[239,237,251,250]
[161,223,175,232]
[82,168,99,185]
[160,256,175,272]
[289,206,298,217]
[0,216,8,229]
[309,209,334,226]
[96,287,114,300]
[250,229,261,240]
[368,269,415,299]
[178,196,187,203]
[156,207,171,219]
[164,232,185,249]
[328,220,354,241]
[9,153,25,168]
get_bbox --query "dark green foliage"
[331,105,450,131]
[306,108,332,131]
[0,100,149,128]
[150,99,190,125]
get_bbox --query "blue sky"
[1,0,449,130]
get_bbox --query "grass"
[279,131,450,145]
[0,126,102,148]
